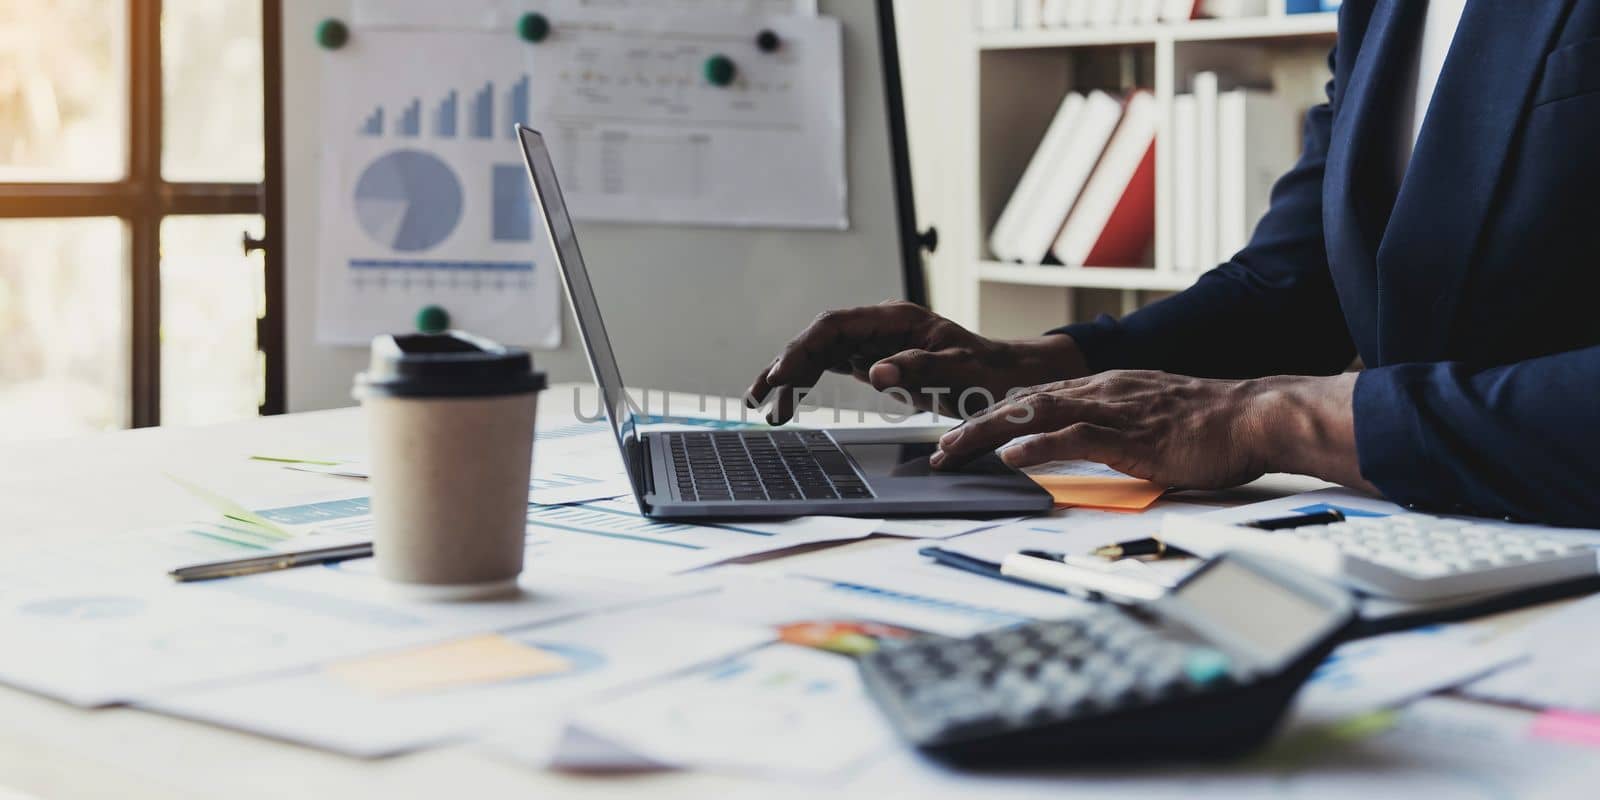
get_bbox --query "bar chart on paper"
[319,31,560,347]
[348,76,537,277]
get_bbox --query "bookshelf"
[979,261,1200,291]
[948,6,1337,339]
[979,12,1337,49]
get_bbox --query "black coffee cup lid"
[354,331,548,399]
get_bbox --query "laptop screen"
[516,126,645,502]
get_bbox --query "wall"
[892,0,977,327]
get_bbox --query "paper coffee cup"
[354,331,546,601]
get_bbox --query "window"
[0,0,283,438]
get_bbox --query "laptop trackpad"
[840,442,1015,479]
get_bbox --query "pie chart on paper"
[353,150,464,252]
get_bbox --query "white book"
[1217,89,1299,259]
[1193,71,1220,270]
[1010,90,1124,265]
[1138,0,1164,23]
[979,0,1019,30]
[1053,91,1159,267]
[1064,0,1093,26]
[1160,0,1195,22]
[1017,0,1044,29]
[1117,0,1143,24]
[1172,93,1199,273]
[1041,0,1071,26]
[1089,0,1120,25]
[989,92,1087,261]
[1199,0,1269,17]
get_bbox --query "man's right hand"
[744,300,1087,424]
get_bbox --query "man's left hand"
[930,370,1368,492]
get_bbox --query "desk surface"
[0,387,1539,799]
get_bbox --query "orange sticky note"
[325,634,571,696]
[1029,475,1166,512]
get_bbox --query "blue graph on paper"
[524,503,779,550]
[492,164,532,242]
[356,76,529,143]
[354,150,463,252]
[350,74,536,274]
[529,472,605,491]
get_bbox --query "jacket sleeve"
[1355,348,1600,527]
[1053,48,1356,379]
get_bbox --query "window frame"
[0,0,286,427]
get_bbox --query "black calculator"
[857,552,1357,766]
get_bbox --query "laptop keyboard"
[666,431,874,503]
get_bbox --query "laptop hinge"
[639,435,656,497]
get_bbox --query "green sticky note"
[250,455,343,466]
[166,473,294,541]
[1248,709,1401,769]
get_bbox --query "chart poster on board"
[520,9,847,229]
[316,30,564,348]
[316,10,848,346]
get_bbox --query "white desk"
[0,385,1556,799]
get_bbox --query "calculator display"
[1171,558,1333,662]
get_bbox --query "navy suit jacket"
[1057,0,1600,525]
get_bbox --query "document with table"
[3,394,1600,798]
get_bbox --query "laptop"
[516,125,1053,519]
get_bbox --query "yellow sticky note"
[325,634,571,696]
[1030,475,1166,512]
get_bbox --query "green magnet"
[518,12,551,43]
[704,54,737,87]
[416,305,450,333]
[316,18,349,50]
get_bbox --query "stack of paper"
[1462,594,1600,713]
[143,607,771,757]
[0,530,676,706]
[528,645,897,778]
[783,538,1096,637]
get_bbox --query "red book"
[1082,142,1155,266]
[1163,0,1203,22]
[1052,91,1158,268]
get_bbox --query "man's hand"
[931,371,1374,493]
[746,301,1086,424]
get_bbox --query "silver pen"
[169,542,374,582]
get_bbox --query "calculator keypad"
[1284,515,1589,579]
[860,609,1241,745]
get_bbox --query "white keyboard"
[1161,513,1599,602]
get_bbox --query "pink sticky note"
[1530,709,1600,749]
